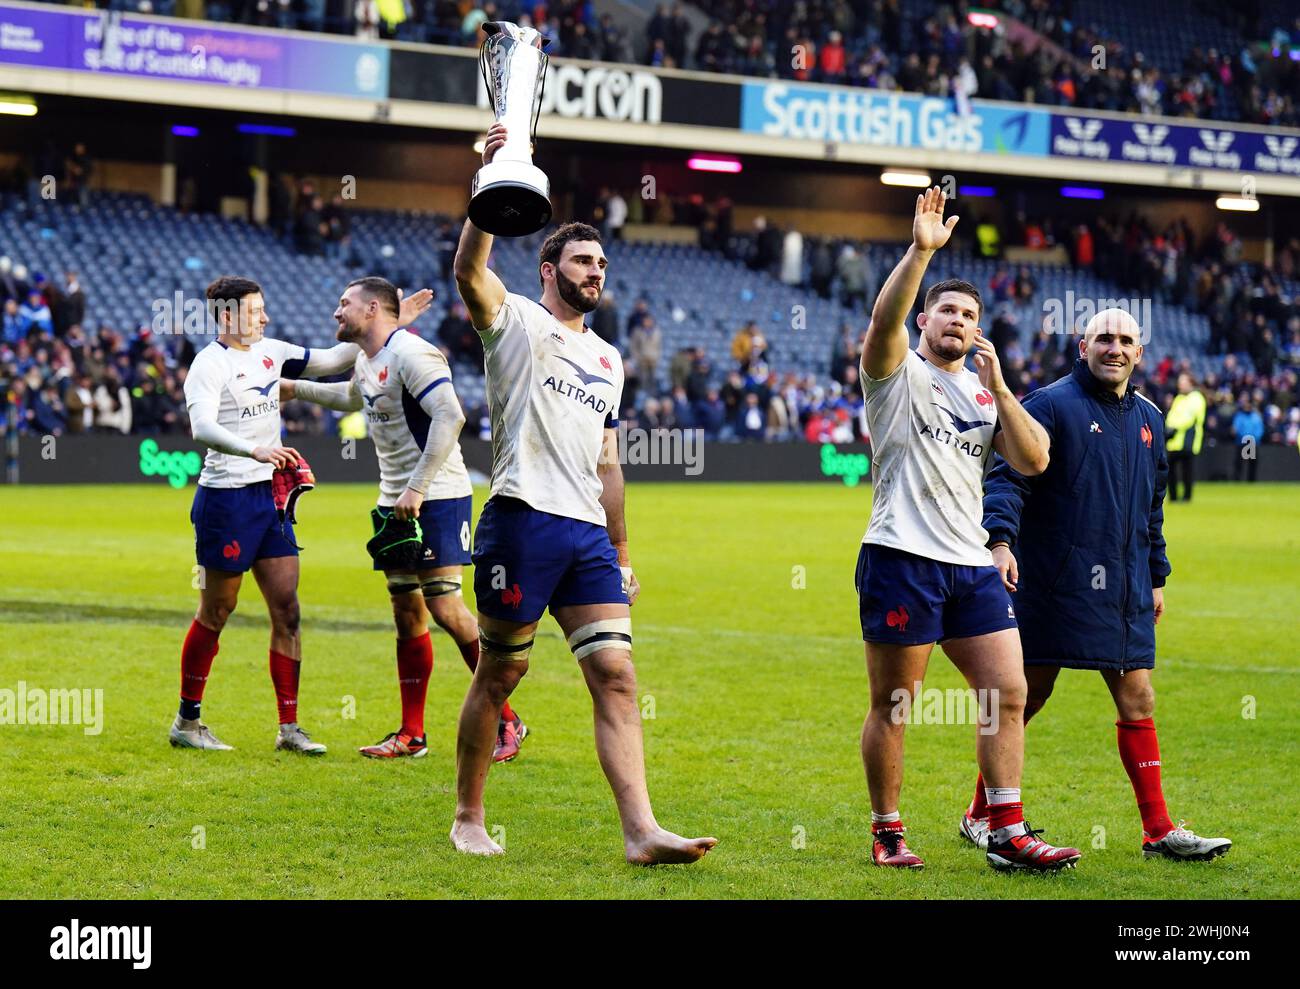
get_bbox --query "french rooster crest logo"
[886,605,909,632]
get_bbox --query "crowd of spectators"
[1058,211,1300,380]
[0,257,331,438]
[5,178,1298,452]
[80,0,1300,127]
[909,198,1300,387]
[978,214,1300,448]
[1,262,189,437]
[614,330,871,444]
[677,0,1300,126]
[601,293,1298,451]
[594,192,1300,447]
[268,176,357,261]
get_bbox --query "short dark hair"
[206,276,262,323]
[345,276,400,318]
[924,278,982,319]
[538,222,603,288]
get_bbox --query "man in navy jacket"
[969,309,1231,861]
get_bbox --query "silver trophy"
[469,21,552,237]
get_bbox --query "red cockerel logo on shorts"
[501,584,523,609]
[222,539,241,560]
[886,605,910,632]
[1140,423,1153,448]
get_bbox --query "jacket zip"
[1119,394,1130,674]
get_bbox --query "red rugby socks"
[1117,718,1174,839]
[986,788,1024,834]
[269,650,301,725]
[968,772,989,819]
[397,632,434,739]
[870,810,903,835]
[179,619,220,721]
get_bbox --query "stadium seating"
[0,189,1227,394]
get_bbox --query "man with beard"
[856,186,1081,871]
[447,122,716,865]
[282,278,528,763]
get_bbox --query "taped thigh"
[386,572,421,596]
[421,573,463,598]
[566,618,633,662]
[479,626,535,663]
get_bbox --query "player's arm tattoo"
[991,393,1050,476]
[598,427,629,565]
[862,243,932,380]
[453,218,508,331]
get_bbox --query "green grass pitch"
[0,481,1296,899]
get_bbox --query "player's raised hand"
[970,332,1006,395]
[397,287,433,326]
[913,185,959,253]
[251,445,301,469]
[482,122,508,165]
[991,543,1018,593]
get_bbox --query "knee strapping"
[421,573,463,598]
[386,572,421,596]
[479,627,534,663]
[566,618,633,661]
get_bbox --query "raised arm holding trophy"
[468,21,553,238]
[446,21,718,866]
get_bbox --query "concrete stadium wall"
[8,435,1300,486]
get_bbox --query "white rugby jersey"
[184,337,358,488]
[479,293,623,527]
[861,350,999,566]
[349,329,472,507]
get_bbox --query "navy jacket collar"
[1071,357,1135,408]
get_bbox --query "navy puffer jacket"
[983,359,1170,670]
